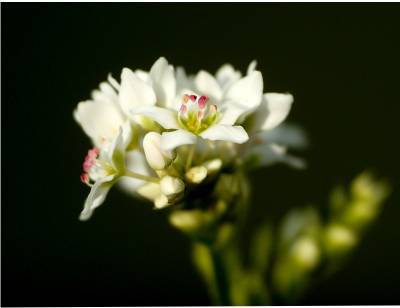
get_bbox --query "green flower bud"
[351,172,390,205]
[324,224,357,255]
[154,194,169,209]
[169,209,207,233]
[186,166,208,184]
[289,236,320,271]
[343,200,377,228]
[202,158,223,175]
[160,175,185,196]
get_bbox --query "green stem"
[185,145,196,170]
[124,170,160,183]
[210,247,231,306]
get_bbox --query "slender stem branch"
[210,247,231,306]
[124,170,160,183]
[185,145,196,170]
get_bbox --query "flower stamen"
[178,94,219,134]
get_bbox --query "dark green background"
[3,3,400,306]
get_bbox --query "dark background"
[2,3,400,306]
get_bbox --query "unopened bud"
[143,132,175,170]
[160,176,185,196]
[137,182,161,201]
[202,158,222,175]
[344,201,377,228]
[154,194,169,209]
[169,210,204,232]
[290,236,320,271]
[324,224,357,254]
[351,172,390,204]
[186,166,208,184]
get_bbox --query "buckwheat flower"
[79,123,159,220]
[118,57,175,113]
[74,75,125,148]
[243,64,307,168]
[131,64,263,150]
[200,60,305,169]
[73,67,160,148]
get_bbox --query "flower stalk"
[124,170,160,184]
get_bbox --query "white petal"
[247,60,257,75]
[253,93,294,132]
[74,100,124,147]
[99,81,117,97]
[161,129,197,151]
[79,175,116,221]
[215,64,242,90]
[218,100,250,125]
[132,106,179,129]
[135,69,151,83]
[176,66,194,92]
[143,132,175,170]
[91,89,117,106]
[117,151,152,196]
[248,143,306,169]
[107,122,132,171]
[91,81,119,105]
[150,57,176,108]
[194,70,223,102]
[224,71,263,112]
[257,123,308,149]
[200,124,249,144]
[107,74,120,90]
[119,68,156,115]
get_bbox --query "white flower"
[74,57,307,220]
[130,57,264,151]
[244,93,307,169]
[222,60,307,169]
[244,92,294,137]
[79,122,132,221]
[74,75,125,148]
[73,64,162,148]
[118,57,175,111]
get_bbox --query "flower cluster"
[74,57,305,221]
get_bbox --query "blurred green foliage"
[187,171,390,305]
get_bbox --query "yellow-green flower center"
[177,94,219,134]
